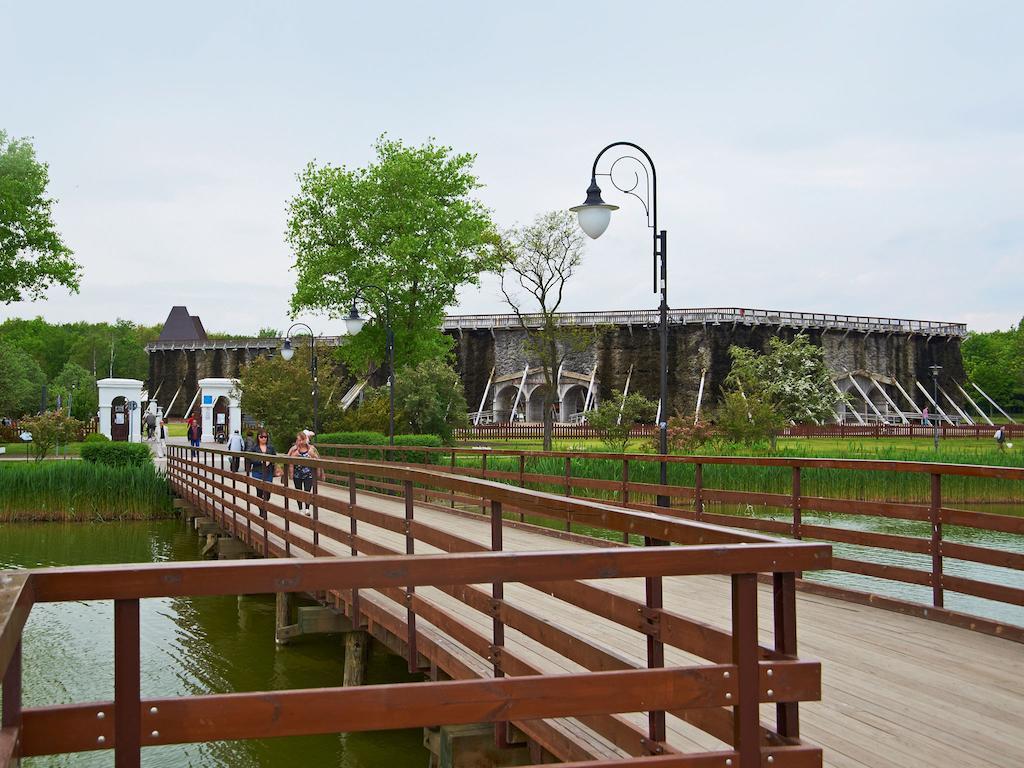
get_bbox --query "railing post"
[404,479,418,673]
[694,462,703,522]
[311,463,320,555]
[622,460,631,543]
[772,572,800,739]
[481,453,488,515]
[450,449,457,509]
[791,466,802,540]
[644,536,666,749]
[114,598,141,768]
[2,638,22,743]
[282,467,291,557]
[564,457,572,531]
[931,473,943,608]
[491,499,509,747]
[731,573,759,767]
[349,472,361,626]
[519,454,526,521]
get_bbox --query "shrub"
[393,433,444,464]
[316,431,443,464]
[80,441,152,468]
[83,432,110,443]
[587,390,658,453]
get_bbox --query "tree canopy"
[0,340,46,418]
[0,131,80,303]
[497,210,588,449]
[286,136,498,373]
[724,335,838,425]
[962,318,1024,414]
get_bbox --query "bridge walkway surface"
[171,446,1022,768]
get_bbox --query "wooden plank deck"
[190,460,1024,768]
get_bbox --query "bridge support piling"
[342,630,370,687]
[424,723,532,768]
[275,592,292,645]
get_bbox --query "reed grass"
[0,462,174,521]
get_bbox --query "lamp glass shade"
[571,203,615,239]
[345,314,367,335]
[280,340,295,361]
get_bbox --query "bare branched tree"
[497,211,588,450]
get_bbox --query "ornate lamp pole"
[571,142,669,508]
[281,322,319,435]
[345,285,395,446]
[929,363,942,451]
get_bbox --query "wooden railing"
[455,422,1022,441]
[318,443,1024,642]
[0,444,830,767]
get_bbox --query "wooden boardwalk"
[176,450,1023,768]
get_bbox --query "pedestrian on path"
[249,431,281,518]
[995,426,1007,451]
[187,417,201,459]
[287,430,323,513]
[227,429,245,472]
[155,418,166,459]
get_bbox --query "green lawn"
[1,441,84,458]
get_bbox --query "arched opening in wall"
[213,396,230,443]
[493,386,520,423]
[110,396,129,442]
[561,385,589,423]
[527,385,555,423]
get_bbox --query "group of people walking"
[224,427,324,518]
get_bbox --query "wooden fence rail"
[0,447,828,768]
[318,443,1024,642]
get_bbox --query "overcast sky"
[2,1,1021,335]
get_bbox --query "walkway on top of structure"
[143,306,967,351]
[163,443,1022,768]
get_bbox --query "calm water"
[0,520,428,767]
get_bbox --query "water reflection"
[1,521,427,768]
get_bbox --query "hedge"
[317,432,444,464]
[80,442,153,468]
[83,432,111,443]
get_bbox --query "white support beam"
[694,368,707,425]
[583,366,598,413]
[938,384,973,425]
[916,381,954,425]
[832,380,864,424]
[509,366,529,423]
[164,379,185,418]
[869,376,909,424]
[617,364,633,426]
[956,381,994,426]
[474,367,495,426]
[892,378,924,416]
[972,382,1017,424]
[848,374,885,422]
[182,387,202,422]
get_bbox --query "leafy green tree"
[0,340,46,418]
[236,345,342,452]
[725,335,839,424]
[497,211,589,450]
[330,388,401,434]
[50,361,98,421]
[393,359,467,441]
[287,136,498,374]
[586,390,657,453]
[18,411,83,460]
[962,319,1024,415]
[714,390,787,446]
[257,327,281,338]
[0,131,80,303]
[717,335,837,448]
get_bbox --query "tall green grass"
[447,443,1023,505]
[0,462,174,521]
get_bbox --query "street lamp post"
[345,286,395,446]
[929,363,942,451]
[571,142,669,508]
[281,323,319,436]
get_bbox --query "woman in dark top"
[287,431,323,513]
[249,431,281,518]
